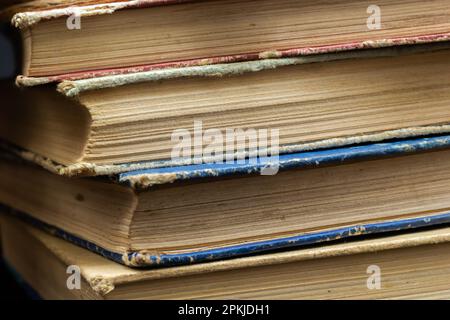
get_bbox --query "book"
[6,0,450,81]
[3,213,450,299]
[2,135,450,267]
[2,44,450,170]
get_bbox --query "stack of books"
[1,0,450,300]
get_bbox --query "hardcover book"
[3,214,450,299]
[3,0,450,82]
[2,44,450,172]
[2,136,450,267]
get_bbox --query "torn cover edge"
[118,134,450,188]
[3,130,450,181]
[10,0,195,29]
[15,34,450,87]
[4,205,450,269]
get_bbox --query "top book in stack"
[6,0,450,82]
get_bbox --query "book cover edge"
[8,0,194,28]
[4,207,450,268]
[3,132,450,181]
[15,33,450,87]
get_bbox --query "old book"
[2,136,450,267]
[6,0,450,80]
[2,45,450,170]
[0,0,122,17]
[3,214,450,299]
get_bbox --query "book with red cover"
[3,0,450,85]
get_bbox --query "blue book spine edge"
[5,208,450,268]
[4,135,450,267]
[118,135,450,186]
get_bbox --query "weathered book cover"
[4,0,450,84]
[1,0,191,15]
[3,214,450,298]
[3,135,450,268]
[2,43,449,178]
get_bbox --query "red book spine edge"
[15,32,450,87]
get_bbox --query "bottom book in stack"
[2,214,450,300]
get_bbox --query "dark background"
[0,22,29,300]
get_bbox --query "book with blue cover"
[2,135,450,268]
[3,211,450,299]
